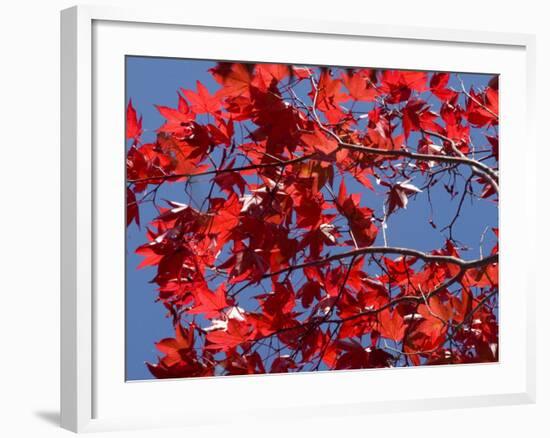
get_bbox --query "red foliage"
[127,62,499,378]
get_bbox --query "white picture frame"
[60,4,536,433]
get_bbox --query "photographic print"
[125,57,499,380]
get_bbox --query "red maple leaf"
[378,308,406,342]
[154,323,195,367]
[210,62,253,97]
[126,187,140,227]
[181,80,221,114]
[155,97,195,136]
[187,284,230,318]
[341,70,378,101]
[336,180,378,247]
[205,319,253,350]
[301,127,339,155]
[383,180,423,215]
[379,70,428,103]
[126,99,142,142]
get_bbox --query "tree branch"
[263,246,498,280]
[422,129,499,193]
[128,154,314,184]
[339,139,498,190]
[306,75,499,196]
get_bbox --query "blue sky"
[125,56,498,380]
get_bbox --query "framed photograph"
[61,5,536,432]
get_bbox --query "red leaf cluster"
[126,62,499,378]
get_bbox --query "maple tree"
[126,61,499,378]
